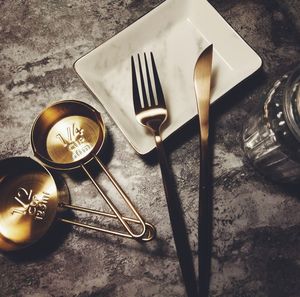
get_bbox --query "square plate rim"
[73,0,262,155]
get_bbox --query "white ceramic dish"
[74,0,262,155]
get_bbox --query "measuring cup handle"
[81,158,147,239]
[58,202,156,241]
[93,155,147,235]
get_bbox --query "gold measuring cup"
[0,157,60,251]
[0,157,155,251]
[30,100,154,241]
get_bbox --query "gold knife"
[193,44,213,295]
[194,44,213,163]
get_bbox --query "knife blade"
[193,44,213,295]
[194,44,213,156]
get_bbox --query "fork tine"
[137,54,149,108]
[150,52,165,107]
[144,53,156,106]
[131,56,142,113]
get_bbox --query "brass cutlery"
[194,44,213,166]
[193,44,213,295]
[131,52,198,297]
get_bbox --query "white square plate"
[74,0,262,155]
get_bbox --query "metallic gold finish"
[0,157,58,251]
[194,44,213,210]
[58,203,155,241]
[132,53,198,297]
[194,44,213,151]
[46,115,100,164]
[0,157,156,251]
[31,100,105,170]
[30,100,153,241]
[193,44,213,293]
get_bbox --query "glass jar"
[242,65,300,183]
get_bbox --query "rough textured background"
[0,0,300,297]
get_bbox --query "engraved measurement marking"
[56,123,92,160]
[12,187,50,220]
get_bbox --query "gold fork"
[131,52,198,297]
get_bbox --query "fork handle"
[154,132,198,297]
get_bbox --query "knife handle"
[198,139,213,297]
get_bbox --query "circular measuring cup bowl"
[31,100,105,170]
[0,157,62,251]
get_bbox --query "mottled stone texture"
[0,1,299,297]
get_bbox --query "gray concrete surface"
[0,1,299,297]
